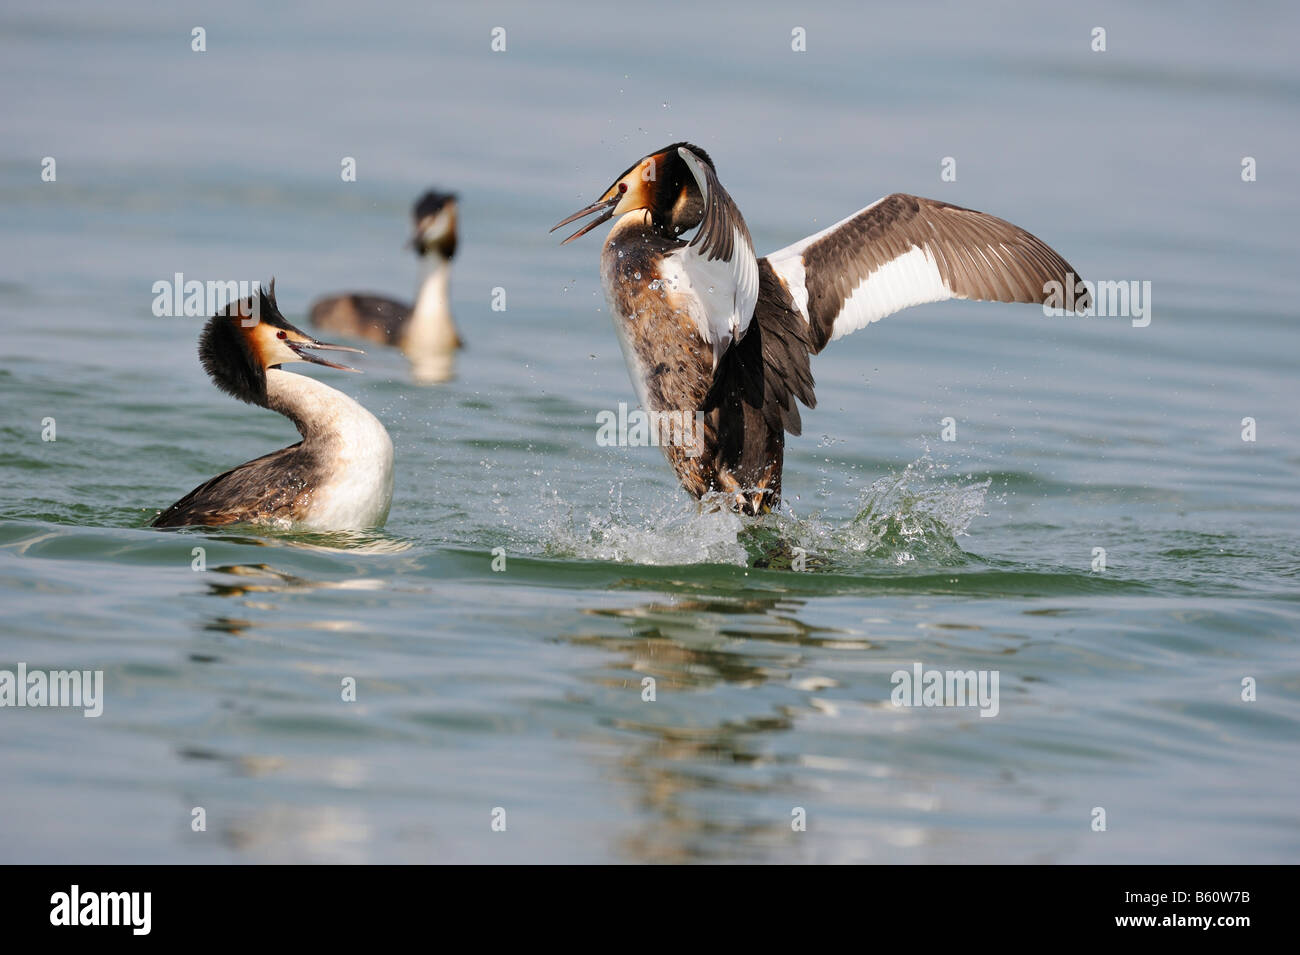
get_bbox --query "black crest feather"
[197,280,287,407]
[414,190,456,219]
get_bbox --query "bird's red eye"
[618,182,628,193]
[276,330,287,339]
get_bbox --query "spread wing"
[764,194,1088,353]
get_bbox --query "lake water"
[2,1,1297,863]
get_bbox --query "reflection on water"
[200,563,385,638]
[204,563,387,598]
[176,745,372,862]
[221,804,373,865]
[194,530,415,557]
[409,349,458,387]
[568,595,830,861]
[560,592,1049,862]
[584,595,851,652]
[2,0,1298,865]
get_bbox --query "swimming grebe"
[153,282,394,530]
[310,190,461,384]
[552,142,1088,515]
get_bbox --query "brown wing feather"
[782,194,1088,352]
[152,444,314,528]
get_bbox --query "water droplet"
[633,271,641,280]
[707,286,715,294]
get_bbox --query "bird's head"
[199,279,364,405]
[551,142,715,243]
[409,190,458,259]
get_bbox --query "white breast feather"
[265,369,395,531]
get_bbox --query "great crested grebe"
[153,281,394,530]
[310,190,461,383]
[552,142,1088,515]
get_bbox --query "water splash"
[543,488,750,566]
[828,454,990,566]
[531,453,989,569]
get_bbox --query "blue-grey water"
[2,1,1297,863]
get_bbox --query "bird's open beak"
[550,194,621,245]
[287,337,365,372]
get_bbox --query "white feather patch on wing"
[767,230,954,340]
[827,245,950,340]
[765,197,893,329]
[764,193,1083,347]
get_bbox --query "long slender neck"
[409,255,455,339]
[264,367,372,443]
[403,253,459,382]
[260,367,394,530]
